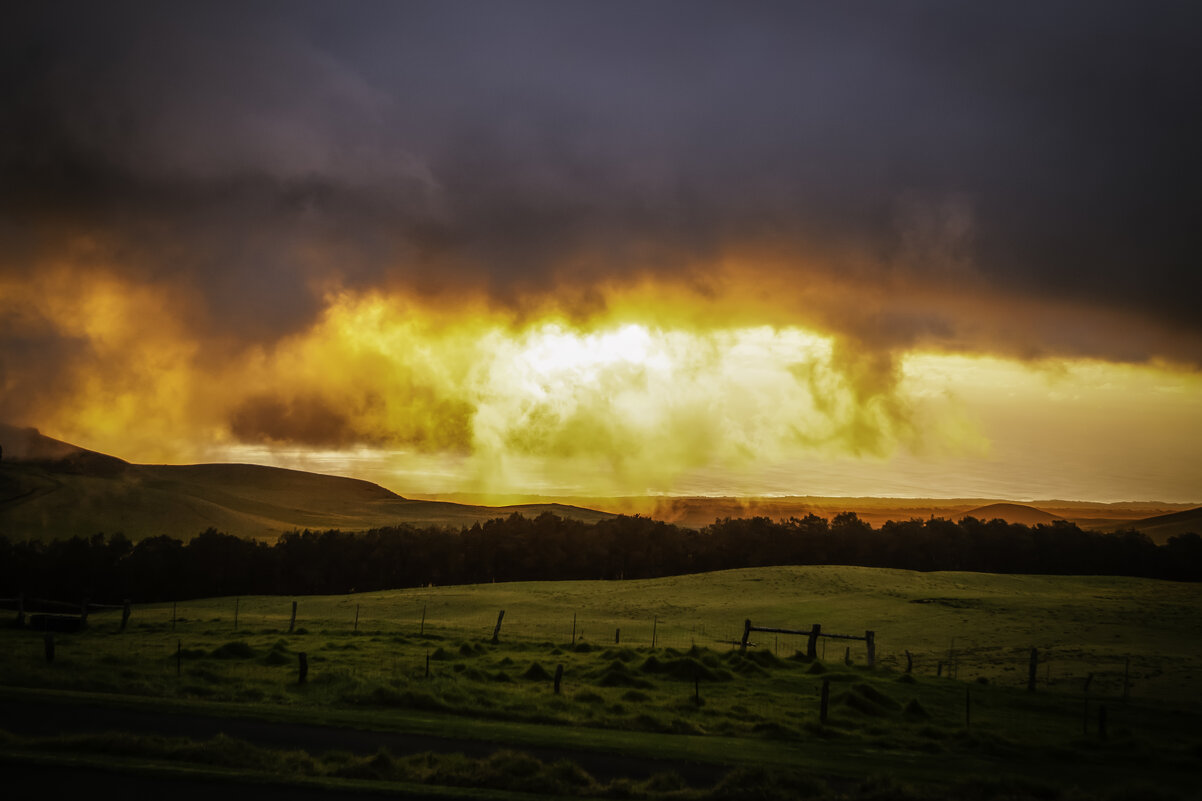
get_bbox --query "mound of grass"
[642,771,688,792]
[522,661,553,681]
[854,683,901,711]
[573,690,604,704]
[807,661,827,674]
[263,650,292,666]
[593,659,631,678]
[710,765,828,800]
[572,641,593,653]
[261,640,292,665]
[752,721,800,740]
[746,649,784,669]
[458,643,475,656]
[209,641,256,659]
[837,689,894,718]
[348,687,448,711]
[597,667,654,689]
[643,655,732,682]
[903,698,930,719]
[728,658,768,677]
[895,673,917,684]
[429,647,452,661]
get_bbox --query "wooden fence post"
[615,628,620,644]
[298,652,308,684]
[740,619,751,654]
[652,616,657,649]
[844,646,851,666]
[425,648,430,677]
[289,600,298,633]
[820,678,830,724]
[807,624,821,659]
[491,610,505,644]
[865,630,875,669]
[420,604,426,635]
[905,650,913,674]
[937,660,943,677]
[1028,647,1039,691]
[121,600,131,632]
[554,664,564,694]
[571,613,577,646]
[354,604,360,633]
[1082,673,1093,735]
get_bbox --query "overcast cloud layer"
[3,1,1201,455]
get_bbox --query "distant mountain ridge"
[0,425,613,541]
[2,425,1197,544]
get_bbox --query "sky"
[2,1,1200,502]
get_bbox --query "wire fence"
[1,595,1167,703]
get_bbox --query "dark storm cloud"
[3,1,1200,359]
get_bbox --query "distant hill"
[0,426,613,542]
[1121,506,1202,545]
[961,502,1061,526]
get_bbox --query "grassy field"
[3,565,1201,799]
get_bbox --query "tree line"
[1,512,1199,604]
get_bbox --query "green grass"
[3,565,1201,797]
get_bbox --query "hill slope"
[1123,506,1202,544]
[0,426,612,541]
[962,502,1060,526]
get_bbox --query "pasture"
[2,565,1201,799]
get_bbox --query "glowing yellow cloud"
[5,266,1200,501]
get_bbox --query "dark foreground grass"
[1,729,1193,801]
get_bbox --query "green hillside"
[0,427,612,541]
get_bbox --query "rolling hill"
[961,502,1061,526]
[0,425,613,542]
[1122,506,1202,544]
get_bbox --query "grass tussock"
[209,641,256,659]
